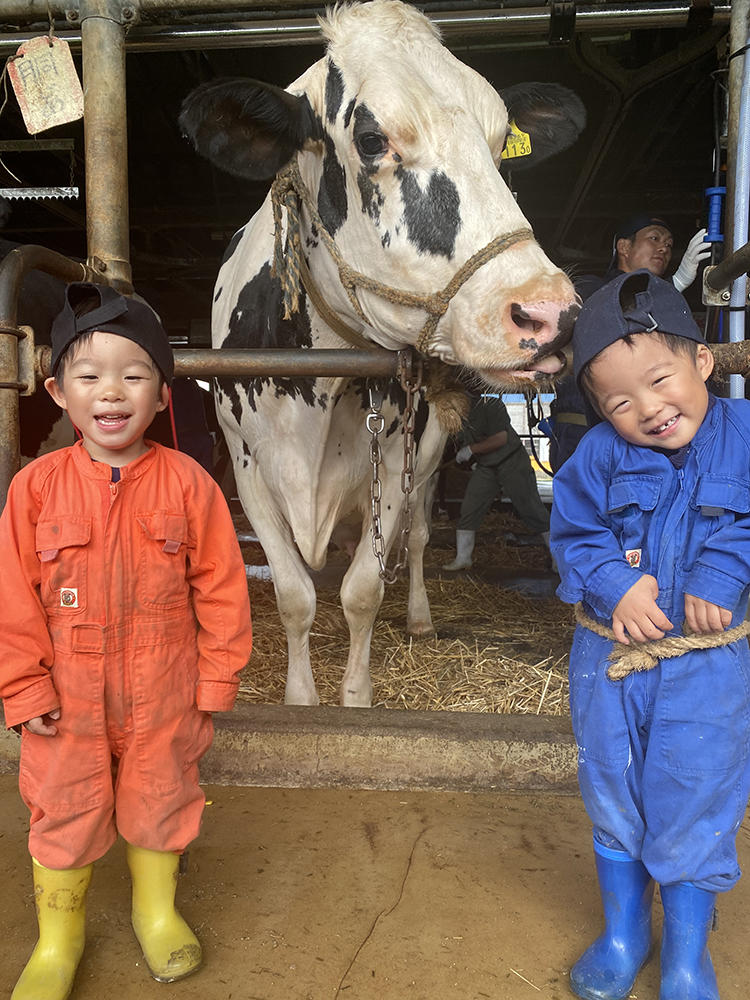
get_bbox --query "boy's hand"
[23,708,61,737]
[684,594,732,634]
[612,575,674,644]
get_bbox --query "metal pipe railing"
[0,3,731,54]
[704,240,750,293]
[34,345,402,380]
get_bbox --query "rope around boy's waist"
[574,603,750,681]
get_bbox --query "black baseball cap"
[50,282,174,383]
[573,269,706,384]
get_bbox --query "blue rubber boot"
[659,883,719,1000]
[570,841,654,1000]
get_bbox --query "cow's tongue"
[529,353,565,375]
[492,352,566,379]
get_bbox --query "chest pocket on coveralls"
[36,517,91,614]
[685,475,750,569]
[136,512,190,609]
[606,476,661,566]
[690,475,750,520]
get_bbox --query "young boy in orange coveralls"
[0,282,253,999]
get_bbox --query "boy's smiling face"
[587,333,714,450]
[45,331,169,467]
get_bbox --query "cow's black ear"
[179,78,323,181]
[499,82,585,171]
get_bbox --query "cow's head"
[180,0,584,389]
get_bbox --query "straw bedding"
[236,510,575,715]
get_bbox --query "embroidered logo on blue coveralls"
[60,587,78,608]
[625,549,642,567]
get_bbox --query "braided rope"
[574,603,750,681]
[269,155,533,349]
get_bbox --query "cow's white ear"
[179,78,323,181]
[498,82,586,170]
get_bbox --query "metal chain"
[367,349,423,584]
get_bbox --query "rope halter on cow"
[270,155,534,355]
[574,603,750,681]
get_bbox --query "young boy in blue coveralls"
[550,269,750,1000]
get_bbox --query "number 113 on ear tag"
[501,120,532,161]
[8,36,84,135]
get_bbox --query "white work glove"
[455,444,473,463]
[672,228,712,292]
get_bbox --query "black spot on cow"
[343,98,355,129]
[318,134,348,235]
[519,337,539,352]
[223,262,312,351]
[351,379,428,450]
[217,262,318,413]
[215,376,245,428]
[353,104,380,136]
[357,167,384,225]
[396,166,461,258]
[214,286,223,302]
[243,440,251,457]
[381,232,391,249]
[325,61,345,124]
[220,226,245,267]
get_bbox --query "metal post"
[80,0,133,291]
[0,246,88,510]
[723,0,750,257]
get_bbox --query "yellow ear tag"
[501,120,532,161]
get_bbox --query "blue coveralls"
[550,395,750,892]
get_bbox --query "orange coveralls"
[0,441,252,868]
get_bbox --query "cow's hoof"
[284,688,320,707]
[340,689,373,708]
[406,622,435,640]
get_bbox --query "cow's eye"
[356,131,388,158]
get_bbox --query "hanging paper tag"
[501,120,533,161]
[8,37,84,135]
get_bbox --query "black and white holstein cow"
[180,0,583,707]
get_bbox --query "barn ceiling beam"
[0,3,731,53]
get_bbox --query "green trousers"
[457,455,549,535]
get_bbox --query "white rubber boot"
[442,529,475,571]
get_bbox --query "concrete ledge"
[0,705,578,793]
[204,704,577,792]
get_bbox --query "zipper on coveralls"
[104,479,126,734]
[656,465,689,612]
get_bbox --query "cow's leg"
[405,484,435,639]
[338,551,382,708]
[338,497,409,708]
[234,473,320,706]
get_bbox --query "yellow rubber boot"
[11,858,93,1000]
[126,843,202,982]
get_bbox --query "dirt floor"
[2,773,750,1000]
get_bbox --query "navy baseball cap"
[50,282,174,383]
[573,269,706,384]
[613,212,672,244]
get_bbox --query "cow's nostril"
[510,303,543,334]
